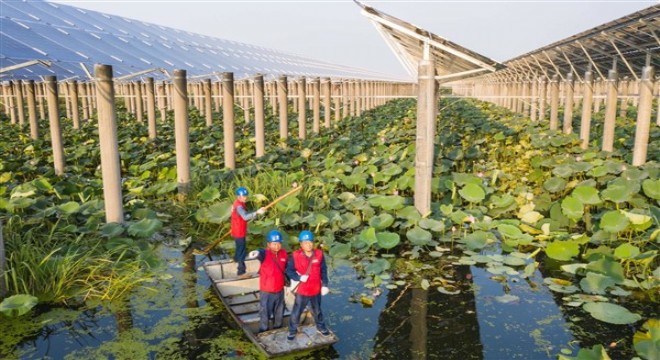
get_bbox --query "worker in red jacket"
[248,230,288,333]
[231,187,266,277]
[285,230,331,341]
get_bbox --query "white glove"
[248,250,259,259]
[299,274,309,283]
[321,287,329,296]
[256,207,266,215]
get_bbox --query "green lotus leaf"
[621,168,648,181]
[198,186,220,202]
[100,223,125,238]
[359,227,378,247]
[329,243,351,258]
[572,186,602,205]
[602,183,633,204]
[458,183,486,203]
[589,165,610,178]
[586,258,625,283]
[127,218,163,238]
[275,196,301,213]
[337,192,357,203]
[580,272,616,294]
[543,177,567,193]
[599,210,629,233]
[58,201,81,215]
[10,183,36,199]
[397,206,421,222]
[642,178,660,200]
[365,258,390,275]
[562,345,611,360]
[406,226,432,246]
[633,319,660,360]
[503,255,527,266]
[381,164,402,176]
[497,224,523,239]
[368,195,405,211]
[614,243,640,259]
[339,212,361,229]
[439,204,453,216]
[376,231,400,249]
[561,196,584,222]
[461,231,495,250]
[583,301,642,324]
[418,218,445,232]
[369,213,394,230]
[195,200,232,224]
[552,164,574,178]
[489,194,515,208]
[132,208,157,220]
[0,294,38,317]
[620,210,653,231]
[306,213,330,227]
[546,240,580,261]
[32,177,53,191]
[452,173,482,186]
[10,197,35,209]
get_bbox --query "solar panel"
[1,0,402,81]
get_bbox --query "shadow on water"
[2,244,655,359]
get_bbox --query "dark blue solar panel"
[1,0,396,81]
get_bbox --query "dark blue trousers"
[233,237,246,275]
[288,294,327,335]
[259,290,284,332]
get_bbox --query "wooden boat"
[203,258,338,358]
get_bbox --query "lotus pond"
[1,97,658,359]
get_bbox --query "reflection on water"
[2,245,652,359]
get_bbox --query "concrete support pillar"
[94,65,124,224]
[580,71,594,149]
[243,81,251,124]
[342,81,349,119]
[134,82,143,123]
[14,81,25,126]
[538,78,547,122]
[323,78,331,128]
[69,81,80,129]
[563,73,574,134]
[146,77,157,139]
[80,82,90,121]
[26,80,38,140]
[45,76,65,176]
[632,66,655,166]
[4,83,16,124]
[602,69,619,152]
[63,82,71,120]
[222,72,236,169]
[254,74,265,158]
[298,78,307,139]
[414,57,437,216]
[312,77,320,134]
[530,78,538,122]
[204,79,213,126]
[173,70,191,194]
[37,83,46,120]
[277,76,288,140]
[158,83,167,122]
[549,75,560,131]
[619,79,628,119]
[333,82,340,123]
[593,81,602,113]
[214,81,222,113]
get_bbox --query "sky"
[52,0,657,79]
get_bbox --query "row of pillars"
[1,66,414,224]
[455,65,659,166]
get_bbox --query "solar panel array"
[1,0,400,81]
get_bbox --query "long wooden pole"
[194,186,303,255]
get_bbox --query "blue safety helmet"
[267,230,282,243]
[299,230,314,242]
[235,187,249,196]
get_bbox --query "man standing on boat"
[286,230,331,341]
[248,230,289,333]
[231,187,266,278]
